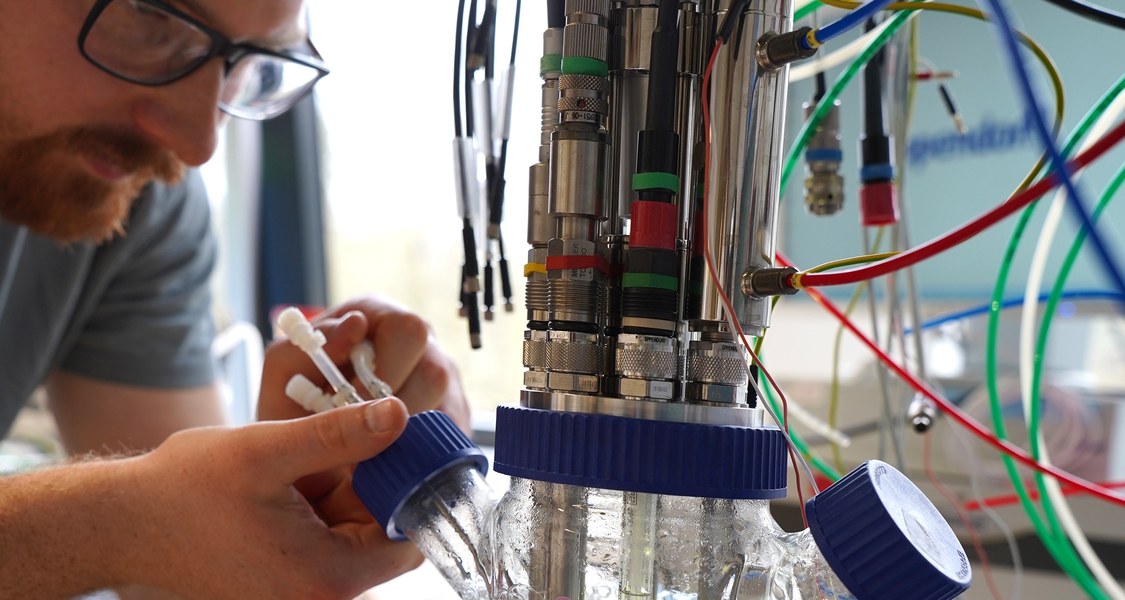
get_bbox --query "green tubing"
[1029,160,1125,595]
[760,371,844,482]
[794,0,823,23]
[772,0,913,486]
[986,202,1105,600]
[1029,82,1125,598]
[777,5,1113,591]
[987,74,1125,599]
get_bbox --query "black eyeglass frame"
[77,0,329,114]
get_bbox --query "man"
[0,0,467,597]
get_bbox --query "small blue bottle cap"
[352,411,487,540]
[805,460,972,600]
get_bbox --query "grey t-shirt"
[0,170,217,436]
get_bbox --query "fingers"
[367,311,430,393]
[259,311,367,422]
[267,296,471,430]
[247,398,409,483]
[392,348,471,429]
[338,526,426,585]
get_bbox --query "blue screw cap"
[494,406,787,499]
[352,411,487,540]
[806,460,972,600]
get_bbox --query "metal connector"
[908,393,938,433]
[803,99,845,215]
[756,27,817,71]
[741,267,799,298]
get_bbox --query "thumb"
[256,398,409,482]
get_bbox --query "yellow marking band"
[805,29,822,49]
[524,263,547,277]
[790,271,805,289]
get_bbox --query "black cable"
[483,259,495,317]
[479,0,498,79]
[498,233,514,309]
[815,70,827,101]
[645,0,680,133]
[1041,0,1125,29]
[453,0,468,137]
[862,19,886,141]
[464,0,480,137]
[509,0,523,65]
[547,0,565,28]
[461,217,483,348]
[715,0,752,43]
[488,0,521,233]
[464,281,483,349]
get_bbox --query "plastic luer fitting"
[352,411,487,540]
[806,460,972,600]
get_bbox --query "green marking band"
[622,273,679,291]
[632,172,680,193]
[540,54,562,76]
[561,56,608,77]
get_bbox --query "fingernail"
[364,399,397,433]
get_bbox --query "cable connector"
[908,392,938,432]
[938,83,967,135]
[742,266,800,298]
[757,27,818,71]
[803,99,845,215]
[859,180,899,226]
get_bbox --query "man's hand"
[259,296,470,430]
[0,400,421,600]
[126,399,422,598]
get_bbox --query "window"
[310,2,545,421]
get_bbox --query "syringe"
[276,306,365,406]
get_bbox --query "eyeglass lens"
[83,0,324,118]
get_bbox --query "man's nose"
[130,61,225,167]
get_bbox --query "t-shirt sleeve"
[59,171,218,388]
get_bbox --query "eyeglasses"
[78,0,330,120]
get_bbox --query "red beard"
[0,127,184,244]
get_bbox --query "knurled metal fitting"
[686,340,748,386]
[615,333,677,379]
[757,27,818,71]
[523,329,549,369]
[545,330,603,374]
[806,172,846,215]
[804,100,845,215]
[559,73,612,95]
[742,266,799,298]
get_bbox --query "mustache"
[65,127,185,183]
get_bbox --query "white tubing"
[350,340,395,400]
[790,18,895,83]
[788,390,852,448]
[1018,92,1125,600]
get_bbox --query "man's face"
[0,0,307,243]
